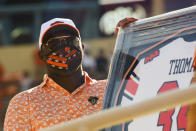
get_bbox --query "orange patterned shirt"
[4,72,107,131]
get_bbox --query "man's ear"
[82,44,84,50]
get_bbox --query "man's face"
[40,34,83,72]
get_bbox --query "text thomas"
[169,57,194,75]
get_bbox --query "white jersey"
[121,38,196,131]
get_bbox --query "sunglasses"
[45,35,80,50]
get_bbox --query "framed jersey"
[103,6,196,131]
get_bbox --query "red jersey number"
[157,81,188,131]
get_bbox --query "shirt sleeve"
[4,91,32,131]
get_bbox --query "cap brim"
[42,24,80,45]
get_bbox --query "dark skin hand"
[115,17,138,36]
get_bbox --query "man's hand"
[115,17,138,36]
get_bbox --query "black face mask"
[41,35,82,71]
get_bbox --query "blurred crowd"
[83,48,110,80]
[0,46,110,129]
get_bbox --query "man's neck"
[48,67,85,93]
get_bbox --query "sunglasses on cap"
[45,35,80,50]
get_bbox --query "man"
[4,18,108,131]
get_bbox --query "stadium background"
[0,0,195,130]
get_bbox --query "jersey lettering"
[169,57,193,75]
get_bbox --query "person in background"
[19,71,33,92]
[0,62,21,130]
[95,49,109,79]
[82,47,96,78]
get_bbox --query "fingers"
[118,17,138,28]
[115,17,138,36]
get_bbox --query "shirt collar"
[42,71,96,96]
